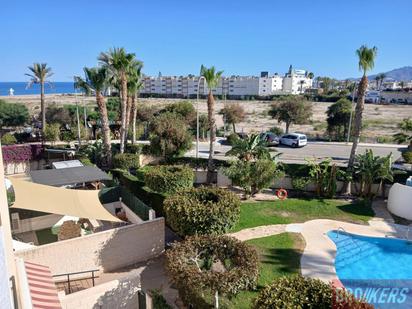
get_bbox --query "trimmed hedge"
[166,235,259,308]
[144,165,194,194]
[253,275,373,309]
[111,169,166,217]
[112,153,140,171]
[164,187,240,236]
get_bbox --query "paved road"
[185,140,406,166]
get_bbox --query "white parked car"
[279,133,307,148]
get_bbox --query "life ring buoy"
[276,188,288,200]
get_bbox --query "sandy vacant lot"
[2,94,412,142]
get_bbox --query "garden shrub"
[111,169,166,216]
[149,112,193,158]
[125,143,142,154]
[402,151,412,163]
[164,187,240,236]
[112,153,140,171]
[144,165,194,194]
[1,133,17,145]
[224,159,284,198]
[226,132,239,145]
[166,235,259,308]
[291,177,309,191]
[149,289,172,309]
[253,275,372,309]
[43,123,61,143]
[2,144,43,164]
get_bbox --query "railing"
[52,269,99,294]
[335,227,363,254]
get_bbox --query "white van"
[279,133,307,148]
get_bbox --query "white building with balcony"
[140,66,313,98]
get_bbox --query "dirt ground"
[2,94,412,142]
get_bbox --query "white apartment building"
[282,67,313,94]
[141,66,313,98]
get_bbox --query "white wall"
[15,218,165,275]
[388,183,412,220]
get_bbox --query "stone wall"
[15,218,165,275]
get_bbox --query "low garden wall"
[388,183,412,220]
[15,218,165,274]
[11,213,63,234]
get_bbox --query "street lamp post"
[347,82,358,144]
[196,76,206,159]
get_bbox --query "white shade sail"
[10,179,121,222]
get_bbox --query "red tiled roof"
[24,261,62,309]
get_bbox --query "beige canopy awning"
[10,179,121,222]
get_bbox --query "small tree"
[166,235,259,309]
[268,97,312,133]
[220,103,246,133]
[0,100,29,127]
[46,104,72,125]
[326,98,352,141]
[164,101,196,126]
[225,159,284,198]
[306,158,339,198]
[393,118,412,149]
[43,123,61,145]
[149,112,192,158]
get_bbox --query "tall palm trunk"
[96,92,112,167]
[207,90,216,183]
[119,74,128,153]
[131,95,137,144]
[342,74,368,195]
[40,81,46,135]
[124,95,132,145]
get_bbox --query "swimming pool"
[328,230,412,308]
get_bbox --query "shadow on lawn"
[336,199,374,218]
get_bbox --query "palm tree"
[26,63,53,135]
[200,65,223,183]
[307,72,314,79]
[99,47,136,153]
[226,134,271,161]
[74,67,112,167]
[343,45,377,195]
[126,60,143,144]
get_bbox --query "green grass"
[223,233,303,309]
[231,198,373,232]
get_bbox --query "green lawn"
[231,198,374,232]
[223,233,303,308]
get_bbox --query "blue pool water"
[328,230,412,308]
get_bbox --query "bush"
[2,144,43,164]
[43,123,61,143]
[1,133,17,145]
[112,153,140,171]
[144,165,194,194]
[149,112,193,158]
[224,159,284,198]
[402,151,412,163]
[291,177,309,191]
[166,235,259,308]
[226,132,239,145]
[150,289,172,309]
[125,143,142,154]
[163,101,196,126]
[164,187,240,236]
[253,275,372,309]
[269,126,284,136]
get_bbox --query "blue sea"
[0,82,76,96]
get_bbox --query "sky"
[1,0,411,81]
